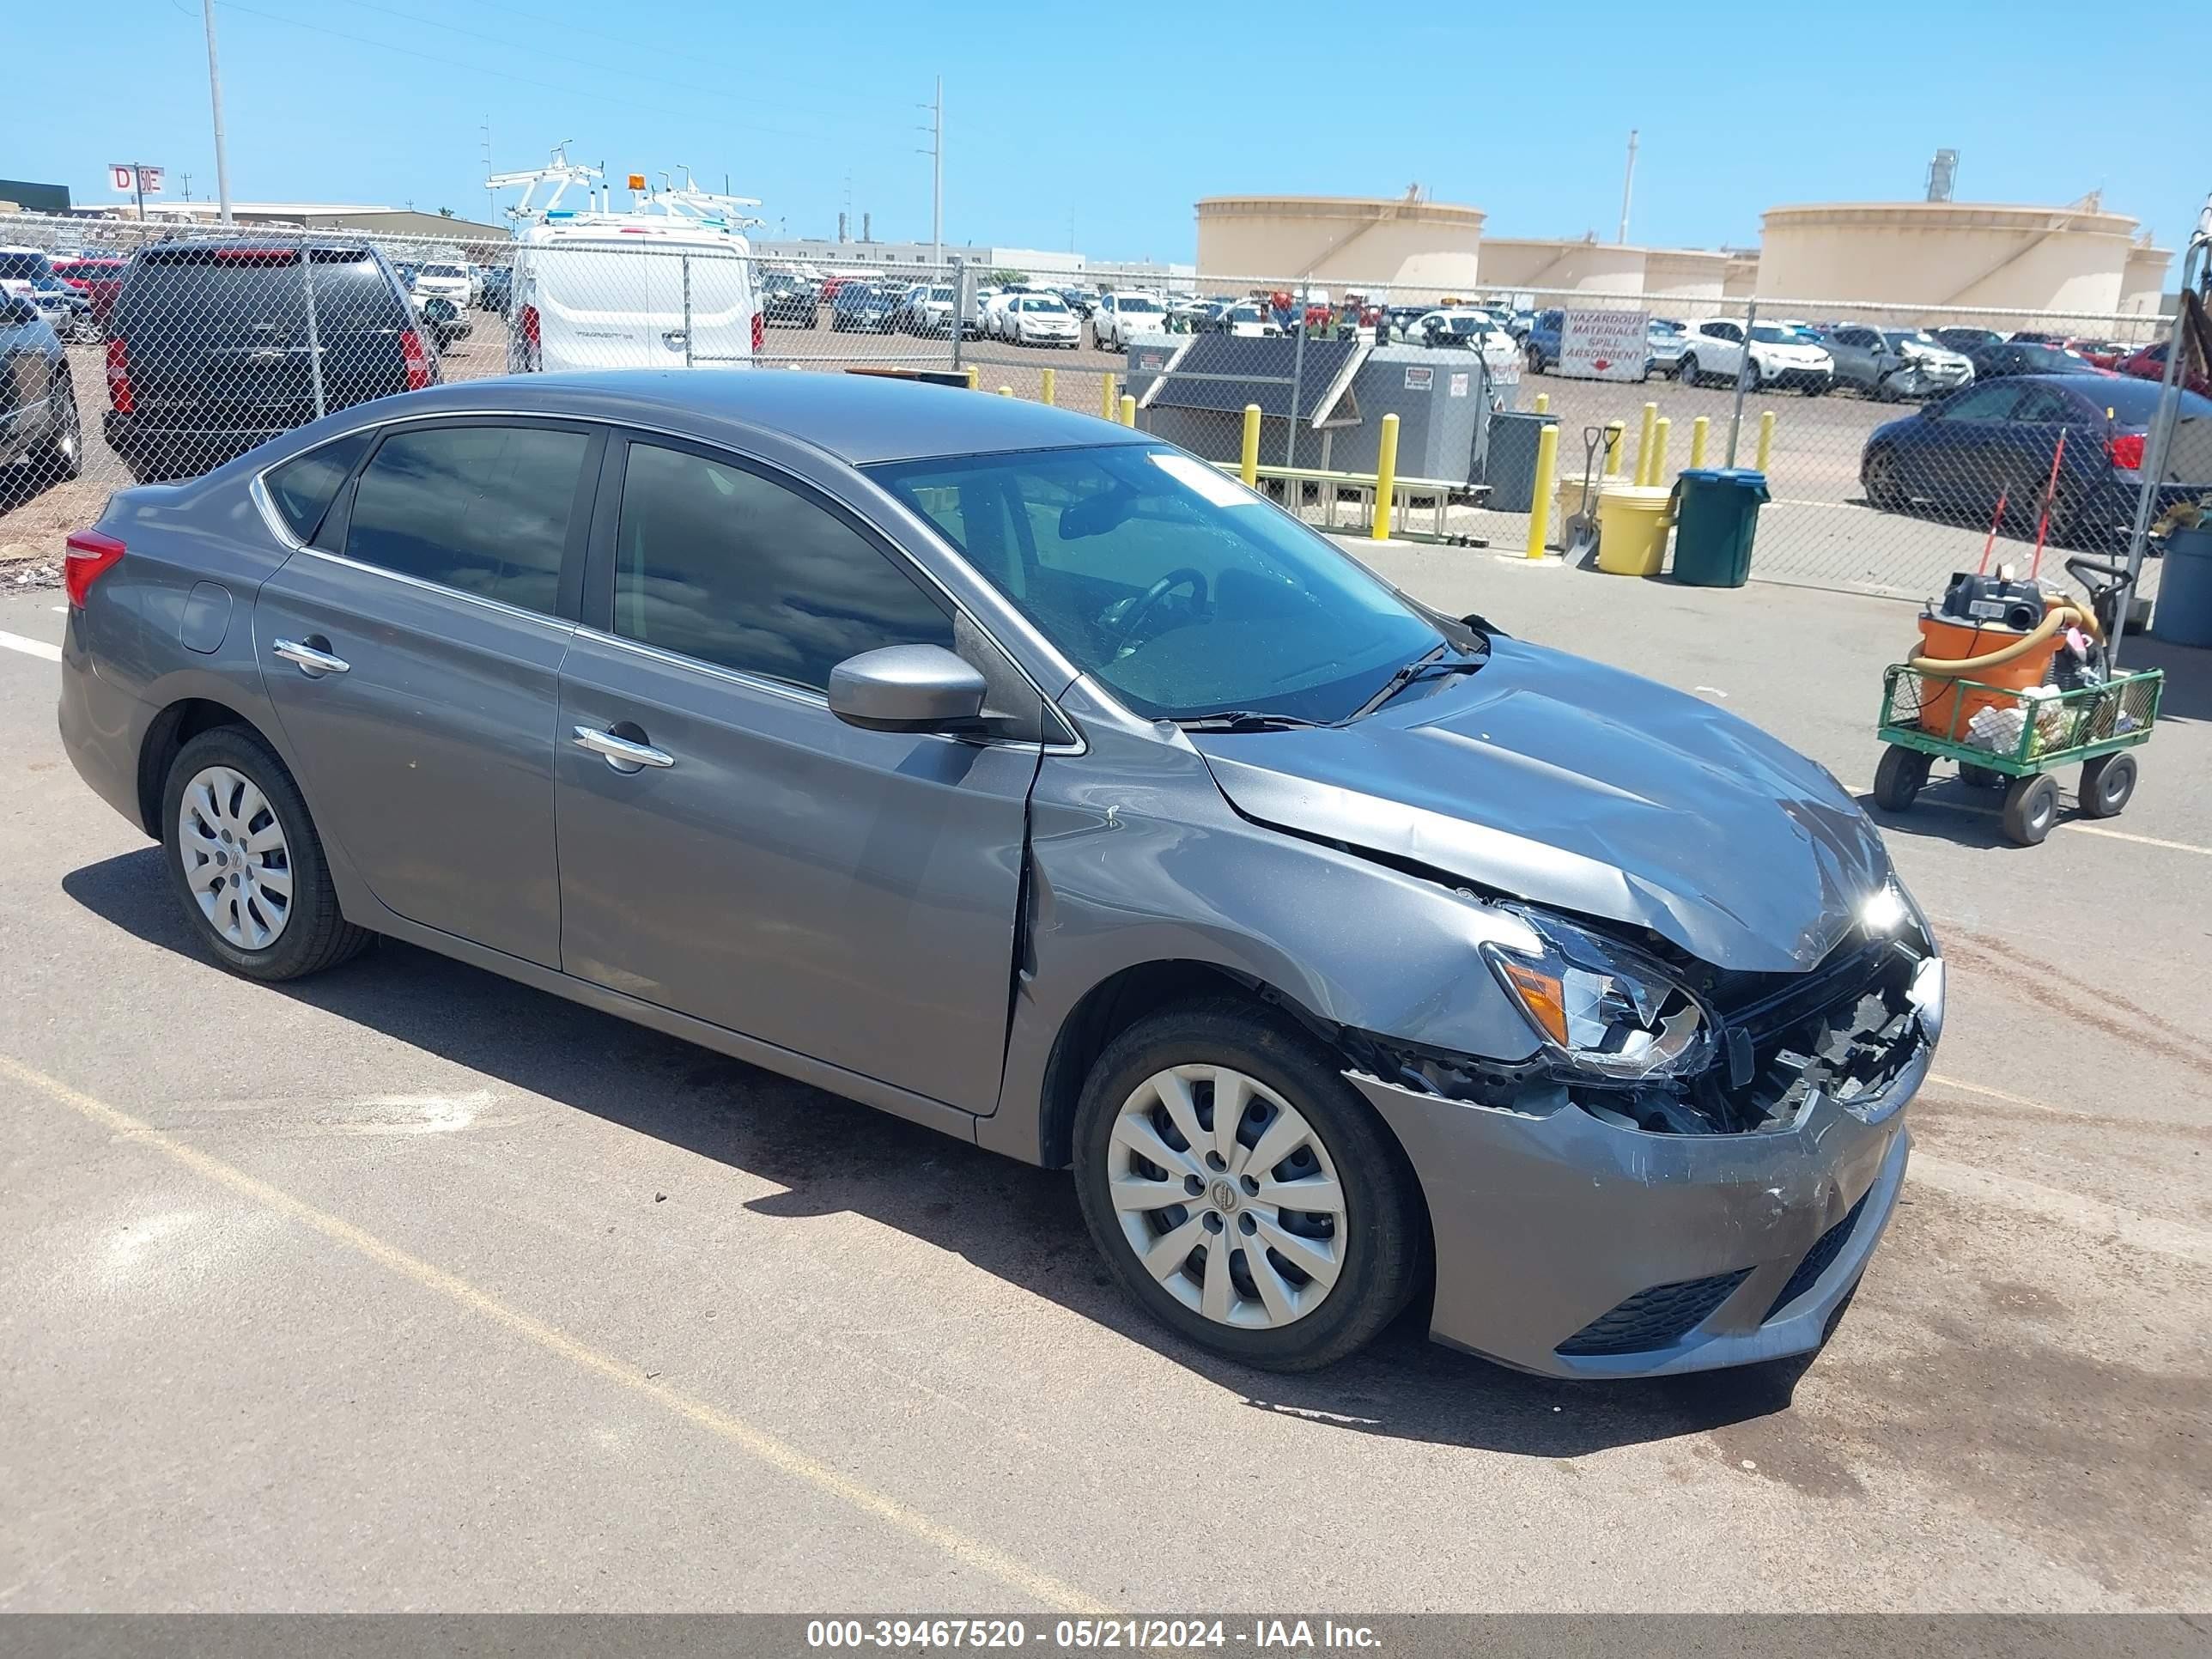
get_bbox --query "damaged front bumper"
[1346,949,1935,1380]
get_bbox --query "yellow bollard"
[1689,415,1709,471]
[963,366,979,392]
[1102,374,1116,419]
[1119,392,1136,428]
[1526,421,1559,559]
[1603,421,1625,477]
[1756,410,1776,474]
[1041,368,1055,407]
[1240,404,1261,488]
[1635,402,1658,486]
[1650,416,1671,487]
[997,385,1013,397]
[1534,392,1550,415]
[1370,412,1401,542]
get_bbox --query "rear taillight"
[105,337,133,413]
[751,311,765,354]
[2109,432,2145,471]
[398,327,432,391]
[64,529,126,607]
[520,303,541,349]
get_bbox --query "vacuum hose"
[1907,594,2102,678]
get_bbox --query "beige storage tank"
[1479,236,1645,296]
[2120,240,2172,322]
[1194,194,1483,294]
[1756,200,2165,313]
[1722,251,1759,303]
[1641,247,1729,313]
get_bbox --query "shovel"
[1562,425,1604,561]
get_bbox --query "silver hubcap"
[1107,1065,1347,1330]
[177,765,294,950]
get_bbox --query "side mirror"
[828,644,988,734]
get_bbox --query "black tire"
[1874,374,1900,404]
[1677,353,1698,387]
[1872,744,1929,812]
[1863,447,1907,512]
[1806,377,1828,398]
[160,725,374,981]
[1072,998,1422,1372]
[2000,771,2060,846]
[2080,751,2136,819]
[30,370,82,484]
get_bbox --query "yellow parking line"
[0,1052,1108,1615]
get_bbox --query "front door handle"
[572,724,676,771]
[272,638,349,676]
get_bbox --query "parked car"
[410,262,471,308]
[1821,325,1974,402]
[476,266,513,313]
[2113,339,2211,398]
[1055,288,1097,319]
[52,257,127,331]
[103,239,435,483]
[57,370,1940,1378]
[2067,339,2130,370]
[1205,301,1282,338]
[1677,321,1834,394]
[0,246,56,305]
[1522,309,1565,372]
[1930,325,2005,355]
[1093,289,1168,350]
[1003,294,1080,347]
[1644,318,1688,379]
[902,283,957,337]
[1411,309,1517,374]
[1859,374,2210,545]
[761,271,819,328]
[510,211,760,374]
[1964,341,2116,383]
[0,294,81,487]
[1382,303,1432,344]
[28,274,99,343]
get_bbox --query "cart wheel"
[1872,745,1929,811]
[2079,752,2136,819]
[1960,764,2006,790]
[2001,773,2060,846]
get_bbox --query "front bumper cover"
[1350,1034,1924,1378]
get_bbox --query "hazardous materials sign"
[1560,308,1648,380]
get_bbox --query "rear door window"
[344,423,597,616]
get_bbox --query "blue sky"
[12,0,2203,266]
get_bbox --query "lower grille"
[1762,1190,1870,1322]
[1556,1268,1752,1357]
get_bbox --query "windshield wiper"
[1174,710,1326,733]
[1349,642,1486,721]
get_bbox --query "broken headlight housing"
[1483,910,1715,1081]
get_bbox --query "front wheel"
[161,725,374,981]
[1872,744,1929,812]
[1677,354,1698,387]
[2080,751,2136,818]
[1073,1000,1421,1371]
[1863,447,1907,512]
[2001,772,2060,846]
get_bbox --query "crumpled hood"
[1192,638,1890,973]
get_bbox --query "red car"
[52,257,126,330]
[2067,339,2129,369]
[2114,339,2212,399]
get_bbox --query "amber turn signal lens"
[1499,960,1570,1048]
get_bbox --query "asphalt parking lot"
[1,545,2206,1612]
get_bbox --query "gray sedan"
[57,371,1942,1377]
[1822,325,1976,402]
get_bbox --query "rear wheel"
[29,372,82,484]
[1073,1000,1420,1371]
[161,726,373,981]
[1863,447,1907,512]
[1677,353,1699,387]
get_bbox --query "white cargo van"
[509,210,762,374]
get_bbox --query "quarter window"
[343,424,592,614]
[611,441,953,691]
[264,429,371,542]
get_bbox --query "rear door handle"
[572,724,676,771]
[272,638,349,676]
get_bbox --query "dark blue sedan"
[1860,374,2212,547]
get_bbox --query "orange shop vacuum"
[1905,572,2103,741]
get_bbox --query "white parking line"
[0,629,61,663]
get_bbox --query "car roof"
[392,369,1157,465]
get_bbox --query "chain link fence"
[2,210,2194,615]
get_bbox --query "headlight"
[1482,911,1713,1080]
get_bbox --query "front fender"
[979,718,1539,1164]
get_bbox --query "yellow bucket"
[1595,484,1675,577]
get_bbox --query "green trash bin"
[1670,468,1771,587]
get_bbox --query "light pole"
[202,0,234,224]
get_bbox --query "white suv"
[1094,289,1168,351]
[1676,319,1834,395]
[411,262,472,307]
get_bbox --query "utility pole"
[180,172,193,202]
[482,120,495,224]
[202,0,234,224]
[915,78,943,271]
[1617,129,1638,245]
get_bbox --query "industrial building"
[100,201,508,240]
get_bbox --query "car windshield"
[422,265,465,278]
[1030,298,1068,313]
[930,287,955,301]
[1118,296,1162,313]
[868,444,1446,723]
[1887,330,1940,348]
[1748,326,1800,343]
[1436,315,1480,335]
